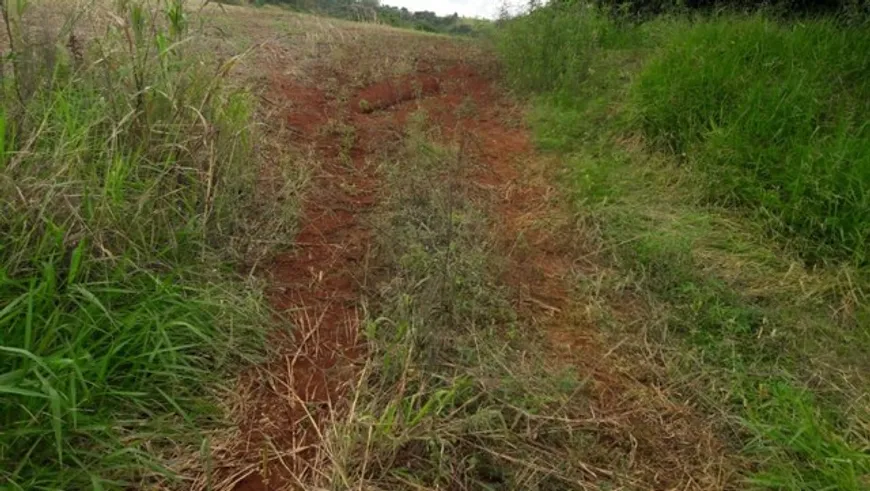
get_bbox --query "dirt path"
[376,63,731,489]
[217,58,498,490]
[209,43,731,490]
[226,79,373,490]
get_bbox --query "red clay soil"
[227,67,450,491]
[224,61,729,490]
[228,76,375,491]
[351,72,440,113]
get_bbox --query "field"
[0,1,867,490]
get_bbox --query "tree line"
[253,0,482,35]
[547,0,869,16]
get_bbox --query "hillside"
[1,1,867,490]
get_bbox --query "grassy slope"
[498,7,870,490]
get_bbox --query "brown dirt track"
[190,7,734,489]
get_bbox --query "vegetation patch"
[0,1,296,488]
[632,16,870,264]
[497,4,870,489]
[229,0,490,36]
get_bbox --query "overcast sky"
[383,0,511,19]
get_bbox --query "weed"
[632,15,870,265]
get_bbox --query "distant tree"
[255,0,486,35]
[497,1,512,22]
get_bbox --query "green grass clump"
[0,1,279,487]
[496,6,609,93]
[496,4,648,94]
[632,15,870,265]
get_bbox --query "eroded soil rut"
[219,65,458,491]
[221,59,729,490]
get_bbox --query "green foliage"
[633,16,870,264]
[744,382,870,490]
[615,210,870,489]
[496,6,611,93]
[500,5,870,266]
[497,4,870,489]
[0,1,274,487]
[580,0,864,16]
[257,0,486,35]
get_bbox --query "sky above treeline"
[383,0,525,19]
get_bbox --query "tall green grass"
[0,1,274,487]
[496,5,610,93]
[632,16,870,265]
[496,4,870,489]
[498,5,870,267]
